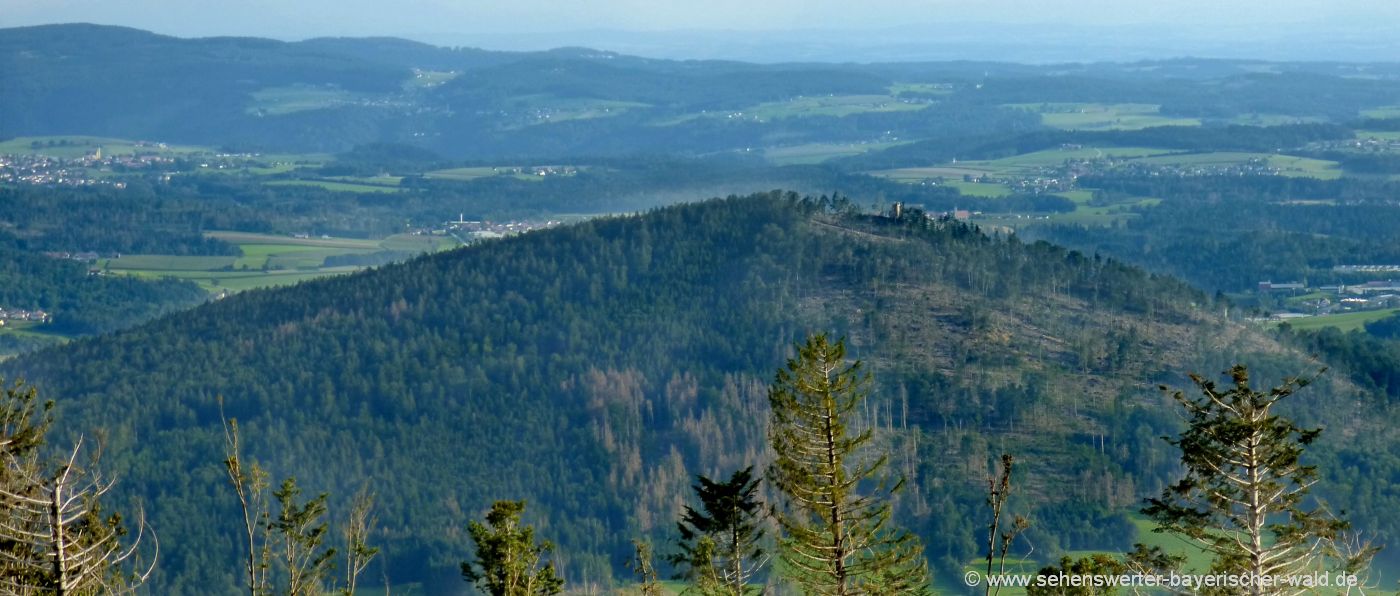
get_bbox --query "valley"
[2,23,1400,594]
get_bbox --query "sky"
[3,0,1400,61]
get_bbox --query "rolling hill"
[6,193,1396,593]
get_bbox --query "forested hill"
[8,193,1396,592]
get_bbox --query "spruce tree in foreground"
[462,500,563,596]
[669,466,768,595]
[1145,365,1377,595]
[766,334,930,595]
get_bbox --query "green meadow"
[0,135,208,158]
[101,232,456,293]
[246,85,363,115]
[264,179,404,193]
[1278,308,1400,332]
[1005,103,1201,130]
[763,141,907,165]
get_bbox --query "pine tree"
[766,334,930,595]
[461,500,564,596]
[668,466,767,595]
[1144,365,1377,595]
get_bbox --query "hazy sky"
[4,0,1399,61]
[4,0,1397,38]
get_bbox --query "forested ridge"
[6,193,1397,592]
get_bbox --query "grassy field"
[246,85,364,115]
[101,232,456,292]
[1277,308,1400,332]
[1225,113,1324,126]
[0,135,208,158]
[662,94,925,125]
[872,165,1001,181]
[1134,152,1342,179]
[1359,130,1400,141]
[425,165,581,182]
[763,141,906,165]
[1361,105,1400,119]
[947,180,1014,197]
[1004,103,1201,130]
[404,69,460,89]
[921,147,1175,178]
[745,95,926,121]
[264,180,404,193]
[509,95,650,126]
[889,82,954,96]
[326,175,403,186]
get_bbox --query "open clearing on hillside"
[763,141,906,165]
[1004,103,1201,130]
[246,85,366,115]
[661,94,926,125]
[507,95,650,126]
[101,232,456,292]
[1361,105,1400,119]
[0,135,208,158]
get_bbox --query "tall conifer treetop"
[766,334,930,595]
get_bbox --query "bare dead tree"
[341,487,379,596]
[221,413,272,596]
[0,436,157,596]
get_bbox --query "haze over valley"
[1,7,1400,594]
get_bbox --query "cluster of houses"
[0,147,180,188]
[406,214,563,241]
[0,308,50,326]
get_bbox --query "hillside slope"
[8,193,1393,592]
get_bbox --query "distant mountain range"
[4,24,1400,159]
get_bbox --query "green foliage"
[668,467,766,595]
[1143,365,1369,584]
[462,500,563,596]
[272,478,336,596]
[0,194,1316,590]
[627,540,665,596]
[767,334,930,595]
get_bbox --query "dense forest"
[8,194,1397,592]
[1029,175,1400,292]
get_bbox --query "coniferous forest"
[6,193,1397,592]
[6,21,1400,595]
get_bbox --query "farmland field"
[1277,308,1400,332]
[946,180,1013,197]
[425,165,580,182]
[1359,130,1400,141]
[763,141,906,165]
[264,179,404,193]
[1134,152,1342,179]
[1004,103,1201,130]
[662,94,926,125]
[101,232,456,292]
[246,85,364,115]
[1361,105,1400,118]
[0,135,208,158]
[508,95,650,126]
